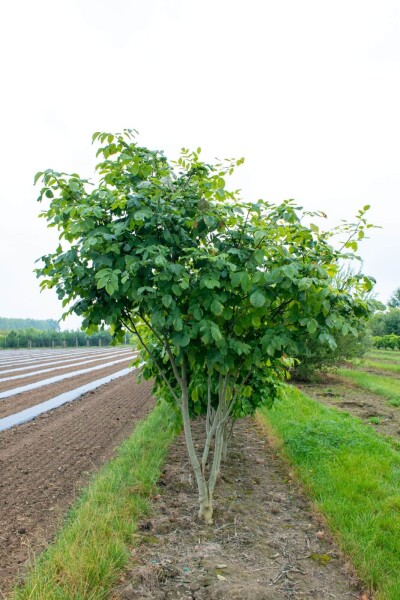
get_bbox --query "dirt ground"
[0,373,154,598]
[112,418,366,600]
[297,374,400,445]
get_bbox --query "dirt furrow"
[112,418,363,600]
[297,377,400,442]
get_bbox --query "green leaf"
[240,272,251,292]
[69,181,79,192]
[307,318,318,334]
[250,291,266,308]
[211,300,224,316]
[172,284,182,296]
[173,317,183,331]
[173,332,190,347]
[230,271,242,288]
[210,323,222,342]
[162,294,172,308]
[204,277,220,289]
[193,307,203,320]
[96,278,108,290]
[34,172,44,185]
[298,278,312,291]
[155,255,167,267]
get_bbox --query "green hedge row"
[372,335,400,350]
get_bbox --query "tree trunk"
[180,362,215,523]
[179,364,237,524]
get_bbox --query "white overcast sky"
[0,0,399,330]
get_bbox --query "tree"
[388,288,400,309]
[35,130,375,522]
[370,308,400,336]
[292,266,380,379]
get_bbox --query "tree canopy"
[35,130,376,521]
[388,288,400,309]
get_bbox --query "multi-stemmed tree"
[35,130,375,522]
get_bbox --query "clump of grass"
[368,416,383,425]
[12,401,178,600]
[258,387,400,600]
[337,369,400,406]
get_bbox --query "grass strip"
[257,387,400,600]
[337,368,400,406]
[366,350,400,363]
[12,401,177,600]
[356,360,400,374]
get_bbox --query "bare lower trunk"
[180,362,216,523]
[180,365,237,524]
[222,418,235,462]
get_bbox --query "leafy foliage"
[292,329,372,381]
[370,308,400,336]
[388,288,400,309]
[372,334,400,350]
[35,130,376,521]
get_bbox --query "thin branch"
[122,316,180,405]
[140,312,183,386]
[270,299,292,320]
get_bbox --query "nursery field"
[299,349,400,442]
[0,347,154,596]
[2,349,400,599]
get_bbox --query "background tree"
[292,266,380,379]
[35,130,375,522]
[370,308,400,336]
[388,288,400,309]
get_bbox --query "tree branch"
[122,315,181,405]
[140,312,183,386]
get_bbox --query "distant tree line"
[0,317,60,331]
[0,328,126,349]
[369,308,400,337]
[372,334,400,350]
[365,287,400,351]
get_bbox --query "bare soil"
[0,373,154,598]
[112,418,365,600]
[297,375,400,444]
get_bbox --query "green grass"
[258,387,400,600]
[355,360,400,374]
[366,350,400,362]
[337,369,400,406]
[12,401,178,600]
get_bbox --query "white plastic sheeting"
[0,349,133,377]
[0,367,133,432]
[0,356,133,399]
[0,347,128,368]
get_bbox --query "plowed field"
[0,349,153,597]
